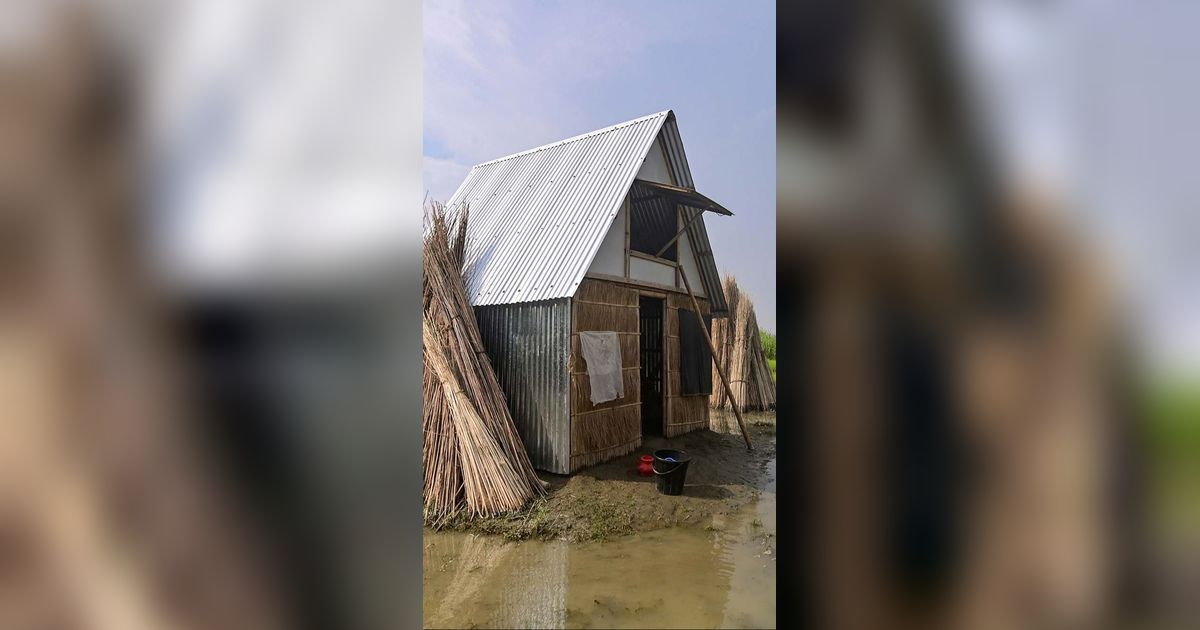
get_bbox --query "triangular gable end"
[576,116,729,315]
[448,111,669,306]
[446,110,727,314]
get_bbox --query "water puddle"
[423,436,776,628]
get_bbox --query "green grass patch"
[760,331,776,360]
[1141,378,1200,540]
[583,499,634,541]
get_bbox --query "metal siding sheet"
[474,299,571,474]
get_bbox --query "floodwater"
[423,433,776,629]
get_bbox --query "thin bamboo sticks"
[423,203,544,522]
[424,322,530,517]
[710,275,776,413]
[678,264,752,450]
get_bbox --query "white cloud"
[422,0,678,197]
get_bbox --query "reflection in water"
[423,440,776,629]
[424,533,567,628]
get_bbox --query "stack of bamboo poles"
[423,204,544,522]
[710,276,777,412]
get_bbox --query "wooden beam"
[631,178,734,216]
[570,366,639,376]
[629,250,676,266]
[655,204,705,258]
[584,272,685,296]
[572,299,639,308]
[678,204,685,290]
[571,402,641,417]
[678,263,752,450]
[623,196,631,278]
[662,292,671,436]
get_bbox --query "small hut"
[445,110,733,474]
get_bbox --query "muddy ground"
[434,411,776,542]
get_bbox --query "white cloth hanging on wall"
[578,331,624,404]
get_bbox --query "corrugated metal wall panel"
[474,299,571,474]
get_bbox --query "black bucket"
[652,449,691,495]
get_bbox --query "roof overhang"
[630,179,734,216]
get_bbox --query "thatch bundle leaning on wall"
[423,205,544,522]
[710,276,776,414]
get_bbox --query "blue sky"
[423,0,777,332]
[423,1,1200,372]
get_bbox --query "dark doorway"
[639,296,665,436]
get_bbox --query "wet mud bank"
[432,411,776,542]
[424,411,777,628]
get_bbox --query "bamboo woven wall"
[665,293,711,437]
[569,279,642,471]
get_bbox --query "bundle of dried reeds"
[710,276,776,413]
[422,357,460,514]
[423,204,544,521]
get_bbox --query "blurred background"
[3,0,1199,628]
[0,1,422,629]
[779,1,1198,628]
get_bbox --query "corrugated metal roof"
[446,109,728,314]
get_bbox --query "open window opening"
[629,188,679,261]
[627,178,735,266]
[679,308,713,396]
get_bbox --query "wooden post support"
[654,205,705,259]
[678,264,752,450]
[623,197,631,278]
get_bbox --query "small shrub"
[760,331,776,360]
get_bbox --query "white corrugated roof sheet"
[445,110,728,313]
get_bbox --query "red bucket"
[637,454,654,477]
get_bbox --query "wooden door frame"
[637,291,668,437]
